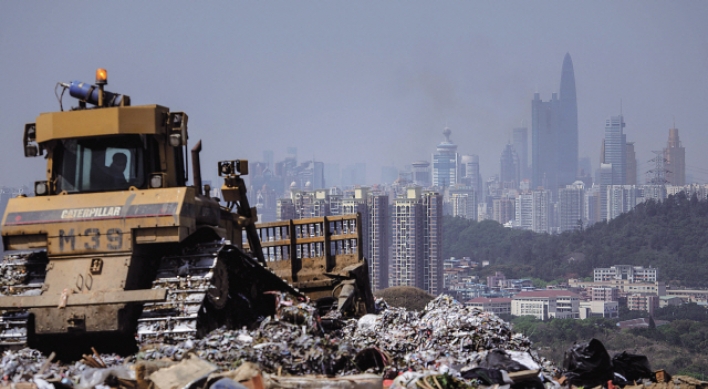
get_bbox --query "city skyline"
[2,2,708,189]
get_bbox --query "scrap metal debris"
[0,294,702,388]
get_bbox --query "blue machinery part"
[67,81,129,107]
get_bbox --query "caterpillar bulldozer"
[0,69,374,353]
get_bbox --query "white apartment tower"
[449,185,477,220]
[606,185,638,220]
[515,193,533,230]
[532,189,551,233]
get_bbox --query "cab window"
[54,135,146,193]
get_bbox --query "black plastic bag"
[562,338,614,387]
[479,349,530,372]
[612,351,653,382]
[460,368,507,385]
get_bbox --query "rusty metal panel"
[246,214,364,298]
[3,233,47,250]
[0,289,166,309]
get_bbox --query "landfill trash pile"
[0,294,706,389]
[132,294,549,377]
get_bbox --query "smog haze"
[1,1,707,187]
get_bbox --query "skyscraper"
[603,115,627,185]
[664,127,686,186]
[512,127,529,180]
[532,53,579,195]
[432,127,459,188]
[532,92,559,191]
[500,143,520,189]
[558,53,579,187]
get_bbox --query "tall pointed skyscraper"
[558,53,578,186]
[532,53,579,197]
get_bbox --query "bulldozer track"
[0,250,48,347]
[137,242,224,342]
[137,241,302,344]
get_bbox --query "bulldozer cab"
[54,135,155,193]
[26,110,189,197]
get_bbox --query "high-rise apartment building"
[532,189,551,233]
[276,198,296,221]
[532,53,578,195]
[492,195,515,225]
[432,128,459,188]
[391,187,425,289]
[664,127,686,186]
[559,181,585,232]
[515,193,533,230]
[390,187,443,295]
[368,192,389,291]
[342,187,370,260]
[342,187,391,291]
[584,186,601,227]
[449,185,477,220]
[500,143,520,189]
[606,185,637,220]
[512,127,529,180]
[422,192,443,295]
[597,163,613,221]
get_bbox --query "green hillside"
[444,192,708,287]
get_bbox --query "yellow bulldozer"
[0,69,373,351]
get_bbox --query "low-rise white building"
[579,301,619,319]
[511,290,580,320]
[593,265,658,283]
[466,297,512,316]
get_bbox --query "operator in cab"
[106,152,128,187]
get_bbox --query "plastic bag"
[479,349,530,372]
[562,338,613,387]
[612,351,653,382]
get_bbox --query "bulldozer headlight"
[169,133,182,147]
[150,173,165,188]
[34,181,48,196]
[218,160,249,176]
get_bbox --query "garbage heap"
[0,294,705,389]
[135,295,549,377]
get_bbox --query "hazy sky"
[2,1,708,188]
